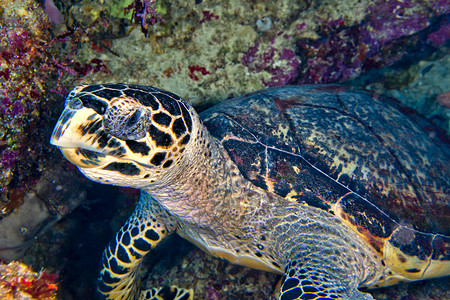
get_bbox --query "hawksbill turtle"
[50,84,449,300]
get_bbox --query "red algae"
[0,261,58,300]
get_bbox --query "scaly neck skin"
[143,123,260,230]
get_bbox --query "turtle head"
[50,84,196,189]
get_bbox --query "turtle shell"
[200,85,449,278]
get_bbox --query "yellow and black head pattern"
[50,84,195,188]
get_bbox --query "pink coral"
[437,91,450,108]
[242,42,300,87]
[44,0,63,25]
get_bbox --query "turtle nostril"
[67,97,83,110]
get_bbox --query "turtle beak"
[50,107,113,169]
[50,107,99,149]
[57,147,115,169]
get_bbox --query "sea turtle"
[50,84,450,300]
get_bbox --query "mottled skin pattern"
[98,192,176,299]
[141,285,193,300]
[50,84,450,300]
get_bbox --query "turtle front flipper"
[140,286,194,300]
[98,192,177,300]
[280,258,373,300]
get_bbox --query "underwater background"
[0,0,449,299]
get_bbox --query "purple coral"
[264,49,300,87]
[200,10,219,24]
[242,42,300,87]
[44,0,63,25]
[0,149,19,169]
[427,0,450,14]
[241,42,260,66]
[0,91,12,115]
[0,89,24,124]
[0,90,24,170]
[296,0,450,84]
[427,19,450,47]
[132,0,163,36]
[367,0,430,45]
[205,286,220,300]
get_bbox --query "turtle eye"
[121,108,147,140]
[127,110,141,127]
[104,107,148,141]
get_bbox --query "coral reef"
[0,0,53,197]
[0,261,58,300]
[70,0,449,131]
[297,1,449,84]
[346,47,450,132]
[0,0,111,216]
[70,0,311,106]
[131,0,165,36]
[241,42,300,87]
[378,52,449,132]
